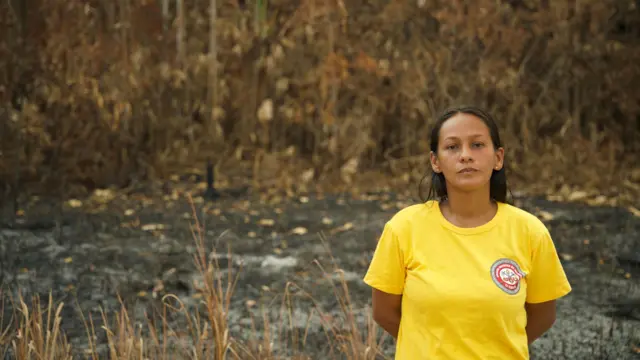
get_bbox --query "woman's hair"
[419,105,510,203]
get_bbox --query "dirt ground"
[1,181,639,359]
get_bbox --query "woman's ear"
[494,147,505,171]
[430,151,441,173]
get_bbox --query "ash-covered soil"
[1,186,639,359]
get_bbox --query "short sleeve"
[526,227,572,303]
[363,222,407,295]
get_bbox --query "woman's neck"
[440,189,497,227]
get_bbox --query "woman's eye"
[472,142,484,148]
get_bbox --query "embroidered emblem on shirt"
[490,258,526,295]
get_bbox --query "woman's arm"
[372,288,403,339]
[524,300,557,344]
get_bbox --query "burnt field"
[1,184,640,359]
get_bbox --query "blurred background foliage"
[0,0,638,203]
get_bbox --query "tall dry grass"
[0,0,638,199]
[0,194,389,359]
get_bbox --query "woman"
[363,105,572,359]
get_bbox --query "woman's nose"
[460,145,473,161]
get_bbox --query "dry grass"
[0,0,638,203]
[0,194,389,359]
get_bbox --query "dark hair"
[419,105,510,203]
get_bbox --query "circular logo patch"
[490,258,526,295]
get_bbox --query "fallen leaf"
[537,210,554,221]
[380,203,393,210]
[560,253,574,261]
[258,219,275,226]
[63,257,73,264]
[248,231,257,238]
[67,199,83,208]
[138,291,147,297]
[299,196,309,203]
[274,248,283,254]
[395,201,409,209]
[291,227,308,235]
[141,223,167,231]
[257,98,274,123]
[340,158,359,183]
[331,222,354,234]
[568,190,588,201]
[246,300,257,308]
[261,285,270,292]
[16,209,25,216]
[153,280,164,293]
[587,195,608,206]
[546,194,563,202]
[321,217,333,225]
[300,168,315,183]
[628,206,640,217]
[340,222,354,231]
[92,189,115,203]
[124,209,135,216]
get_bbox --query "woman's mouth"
[458,168,478,174]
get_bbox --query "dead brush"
[0,190,388,359]
[235,231,388,360]
[2,291,72,360]
[1,0,639,203]
[311,233,387,360]
[185,192,242,359]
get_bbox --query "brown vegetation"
[1,0,639,202]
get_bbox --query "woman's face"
[430,113,504,194]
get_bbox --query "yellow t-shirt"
[363,200,572,360]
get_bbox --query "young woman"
[363,105,572,359]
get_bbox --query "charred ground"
[1,181,639,359]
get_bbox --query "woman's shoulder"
[386,200,439,230]
[500,202,550,237]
